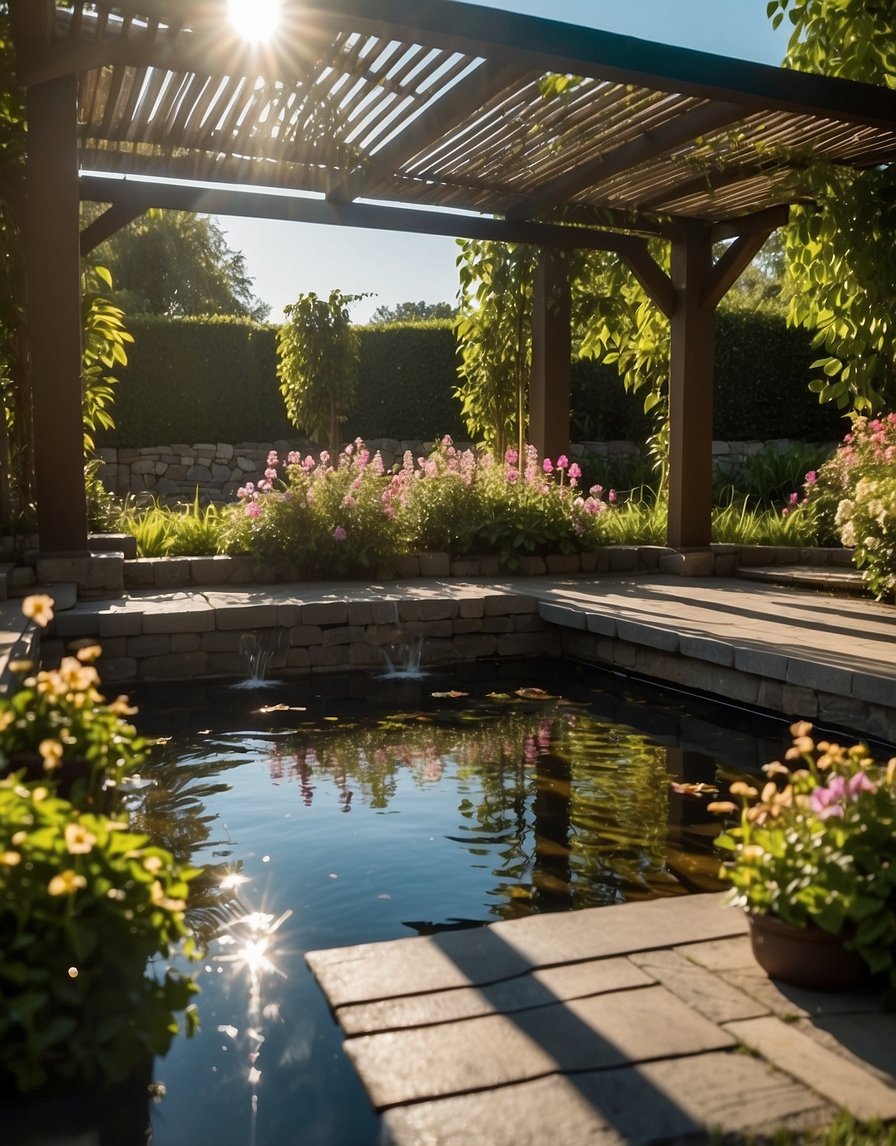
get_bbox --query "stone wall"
[95,439,797,505]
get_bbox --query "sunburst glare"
[228,0,282,43]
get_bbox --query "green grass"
[711,1112,896,1145]
[115,493,224,557]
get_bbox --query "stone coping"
[306,892,895,1144]
[8,573,892,745]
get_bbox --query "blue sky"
[217,1,791,322]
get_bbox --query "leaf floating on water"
[514,687,557,701]
[669,781,719,797]
[431,690,469,699]
[328,873,339,879]
[324,716,339,722]
[149,736,172,745]
[376,893,392,900]
[253,704,307,714]
[486,691,512,700]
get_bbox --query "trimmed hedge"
[100,310,848,448]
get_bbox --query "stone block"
[578,551,598,574]
[97,656,138,682]
[347,601,374,625]
[544,554,580,574]
[450,559,480,576]
[322,625,366,646]
[734,648,789,681]
[152,559,191,589]
[713,553,738,576]
[458,598,484,619]
[143,603,215,634]
[678,634,734,667]
[785,659,852,696]
[37,553,123,592]
[585,612,616,637]
[214,604,277,630]
[781,684,818,719]
[517,556,546,576]
[204,652,243,677]
[302,601,348,626]
[392,556,420,578]
[127,634,172,657]
[365,624,405,646]
[849,671,896,707]
[399,599,457,622]
[89,533,138,559]
[478,556,500,576]
[636,546,674,571]
[496,632,559,657]
[95,610,142,638]
[538,602,586,630]
[123,561,156,589]
[484,594,537,616]
[170,633,202,653]
[479,617,513,634]
[452,634,497,660]
[189,557,237,586]
[451,618,482,634]
[225,556,257,584]
[608,546,638,572]
[418,552,450,577]
[659,550,715,577]
[286,647,312,669]
[420,638,457,664]
[348,642,381,667]
[403,620,454,639]
[8,565,37,588]
[201,631,241,652]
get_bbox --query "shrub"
[836,470,896,602]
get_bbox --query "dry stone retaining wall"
[95,439,802,505]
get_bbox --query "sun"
[228,0,282,43]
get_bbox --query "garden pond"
[65,659,854,1143]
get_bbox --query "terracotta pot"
[748,913,869,991]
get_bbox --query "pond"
[131,658,797,1146]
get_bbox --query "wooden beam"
[619,242,675,320]
[636,164,770,211]
[710,204,790,241]
[327,58,531,203]
[79,173,662,258]
[80,203,145,256]
[701,229,776,311]
[529,249,571,465]
[24,74,88,553]
[667,225,714,550]
[506,102,745,219]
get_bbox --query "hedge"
[99,309,849,448]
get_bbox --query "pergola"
[10,0,896,555]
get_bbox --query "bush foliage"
[99,311,847,448]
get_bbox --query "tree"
[370,300,456,323]
[84,209,270,321]
[768,0,896,411]
[455,241,538,461]
[277,290,363,458]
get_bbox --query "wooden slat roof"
[13,0,896,241]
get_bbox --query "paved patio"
[307,892,896,1145]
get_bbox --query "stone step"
[736,565,866,596]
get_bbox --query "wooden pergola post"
[529,248,571,464]
[667,225,715,549]
[23,73,89,554]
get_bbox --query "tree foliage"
[277,290,363,458]
[370,300,456,323]
[768,0,896,411]
[84,208,270,321]
[81,265,133,453]
[454,241,538,460]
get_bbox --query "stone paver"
[307,894,895,1143]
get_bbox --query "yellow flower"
[64,822,97,855]
[7,660,32,675]
[109,696,138,717]
[707,800,737,815]
[729,781,758,799]
[150,880,186,913]
[75,644,102,664]
[58,657,100,692]
[0,710,14,733]
[144,855,164,874]
[48,869,87,896]
[39,739,64,771]
[21,595,55,628]
[1,850,21,866]
[11,831,26,846]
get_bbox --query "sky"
[215,1,792,323]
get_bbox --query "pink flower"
[287,451,301,465]
[302,455,315,471]
[788,492,799,505]
[319,451,330,467]
[543,458,553,474]
[267,450,279,467]
[504,447,519,466]
[342,494,357,509]
[556,455,569,470]
[805,470,817,484]
[608,489,617,504]
[333,526,347,541]
[245,502,262,519]
[568,462,582,487]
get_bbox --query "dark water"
[126,658,797,1146]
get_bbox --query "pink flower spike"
[543,458,554,474]
[568,462,582,482]
[788,492,799,505]
[245,502,262,519]
[608,489,617,504]
[556,455,569,470]
[805,470,817,484]
[333,526,347,541]
[504,447,519,466]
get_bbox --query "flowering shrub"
[0,597,200,1092]
[806,414,896,598]
[221,443,401,577]
[710,722,896,986]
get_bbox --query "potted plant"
[0,596,201,1135]
[709,721,896,991]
